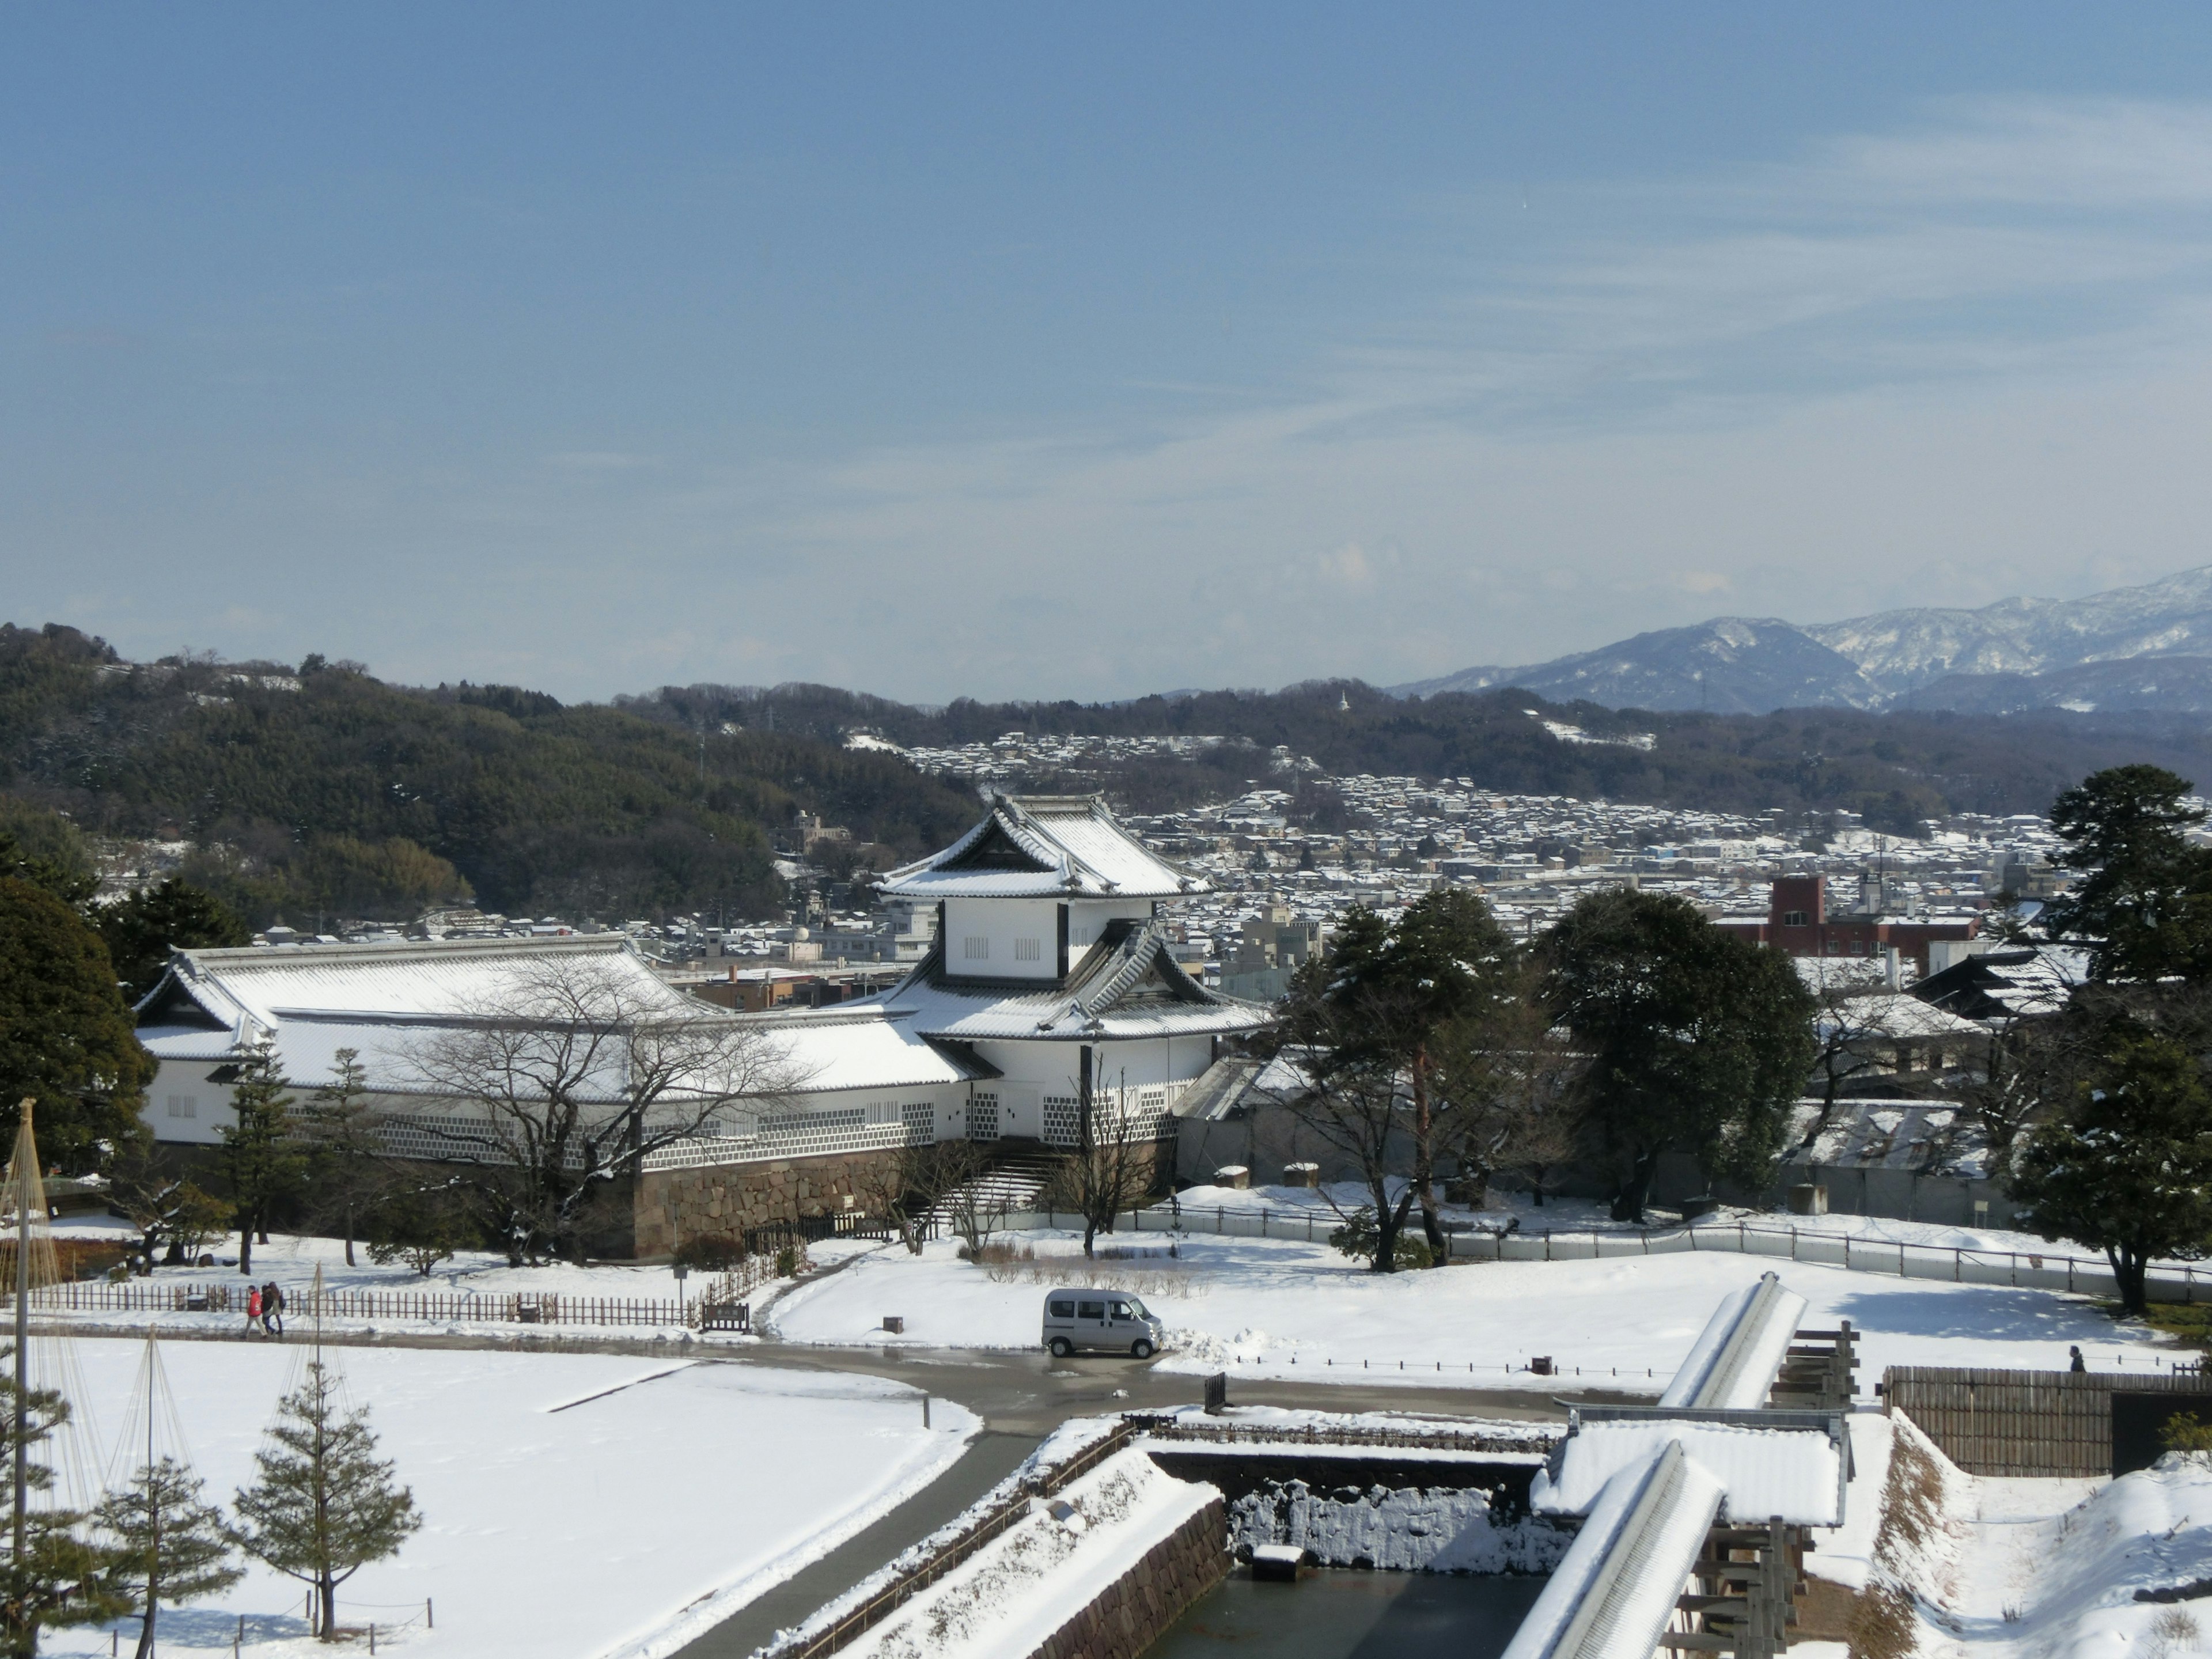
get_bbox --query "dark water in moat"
[1145,1569,1549,1659]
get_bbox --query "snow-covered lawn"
[766,1232,2190,1392]
[38,1340,976,1659]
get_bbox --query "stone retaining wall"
[1022,1497,1229,1659]
[630,1149,906,1256]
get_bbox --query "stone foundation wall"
[630,1148,907,1257]
[1022,1497,1229,1659]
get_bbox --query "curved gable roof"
[878,795,1206,901]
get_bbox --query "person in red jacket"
[245,1283,264,1338]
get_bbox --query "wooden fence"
[1885,1365,2212,1476]
[14,1252,781,1331]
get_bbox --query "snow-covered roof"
[1501,1441,1725,1659]
[1822,992,1987,1042]
[1783,1099,1993,1179]
[1658,1272,1807,1411]
[139,937,691,1032]
[877,796,1207,900]
[1532,1421,1842,1527]
[737,1007,997,1094]
[1914,945,2087,1021]
[867,919,1270,1043]
[134,938,749,1099]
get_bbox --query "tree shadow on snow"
[1832,1283,2154,1347]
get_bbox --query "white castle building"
[130,795,1266,1254]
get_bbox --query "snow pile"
[1532,1422,1840,1526]
[836,1448,1217,1659]
[1228,1478,1570,1573]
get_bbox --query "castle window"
[166,1094,196,1119]
[963,936,990,961]
[1014,937,1041,962]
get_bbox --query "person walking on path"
[245,1283,264,1338]
[263,1280,285,1336]
[2070,1344,2088,1373]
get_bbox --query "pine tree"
[95,1458,240,1659]
[0,1346,126,1657]
[233,1361,421,1638]
[295,1050,383,1268]
[220,1046,300,1278]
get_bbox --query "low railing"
[993,1202,2212,1305]
[1125,1414,1556,1455]
[16,1250,783,1330]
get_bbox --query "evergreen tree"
[1274,893,1518,1256]
[0,828,96,910]
[0,1346,127,1657]
[1543,888,1817,1222]
[0,878,154,1172]
[88,880,248,1005]
[233,1361,420,1639]
[294,1051,384,1268]
[2011,1028,2212,1316]
[95,1458,241,1659]
[365,1183,473,1278]
[220,1047,301,1278]
[2043,766,2212,982]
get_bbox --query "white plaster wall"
[942,897,1060,979]
[142,1058,227,1147]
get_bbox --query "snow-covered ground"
[1168,1180,2147,1261]
[1863,1418,2212,1659]
[37,1339,976,1659]
[767,1232,2191,1391]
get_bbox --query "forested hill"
[0,624,980,925]
[12,614,2208,930]
[628,678,2212,835]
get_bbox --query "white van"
[1041,1290,1164,1359]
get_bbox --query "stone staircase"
[922,1140,1065,1235]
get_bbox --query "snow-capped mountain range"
[1392,565,2212,715]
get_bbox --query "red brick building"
[1716,874,1979,974]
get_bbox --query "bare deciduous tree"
[1047,1064,1165,1259]
[851,1139,988,1255]
[401,953,801,1263]
[1250,1024,1417,1271]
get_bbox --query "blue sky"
[9,6,2212,702]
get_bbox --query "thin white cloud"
[50,97,2212,704]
